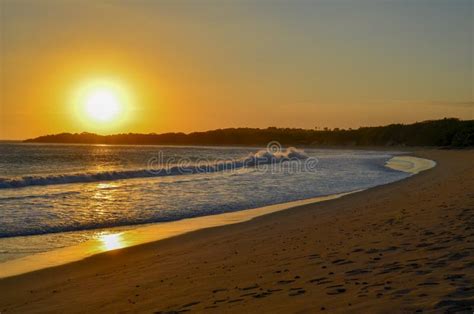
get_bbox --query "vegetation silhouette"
[24,118,474,147]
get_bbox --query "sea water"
[0,143,415,264]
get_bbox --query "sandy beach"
[0,149,472,313]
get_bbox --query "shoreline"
[0,149,472,313]
[0,191,358,279]
[0,155,432,278]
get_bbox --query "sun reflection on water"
[98,233,125,251]
[93,182,118,200]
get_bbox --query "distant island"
[24,118,473,147]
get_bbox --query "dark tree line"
[24,118,474,147]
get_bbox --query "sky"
[0,0,472,139]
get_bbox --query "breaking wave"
[0,147,310,189]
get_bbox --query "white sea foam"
[243,147,309,165]
[385,156,436,174]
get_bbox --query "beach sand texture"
[0,149,472,313]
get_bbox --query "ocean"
[0,142,413,264]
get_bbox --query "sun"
[73,78,133,130]
[85,89,121,122]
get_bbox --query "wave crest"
[243,147,308,165]
[0,147,310,189]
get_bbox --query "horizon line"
[2,117,470,142]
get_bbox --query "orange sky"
[1,0,472,140]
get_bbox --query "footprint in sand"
[239,284,259,291]
[435,299,474,312]
[181,301,200,309]
[277,279,295,284]
[288,288,306,296]
[326,287,346,295]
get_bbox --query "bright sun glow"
[85,89,121,122]
[73,78,133,130]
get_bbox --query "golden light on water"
[98,233,126,251]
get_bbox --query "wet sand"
[0,149,473,313]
